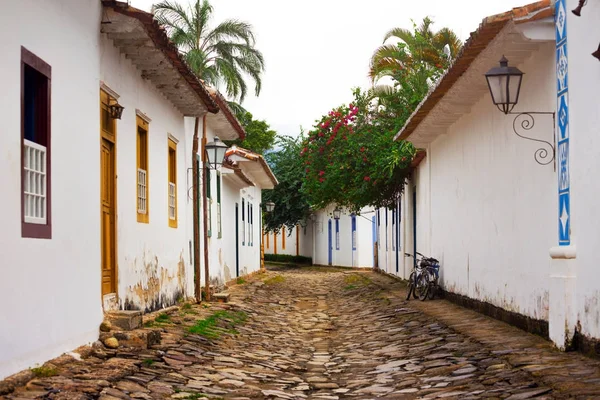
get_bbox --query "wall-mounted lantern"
[205,136,228,169]
[484,56,524,115]
[265,201,275,213]
[108,100,125,120]
[484,56,555,168]
[333,207,342,220]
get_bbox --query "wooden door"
[101,138,116,295]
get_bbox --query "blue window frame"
[335,219,340,250]
[351,216,356,250]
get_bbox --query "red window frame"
[21,46,52,239]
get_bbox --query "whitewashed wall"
[410,43,556,321]
[0,0,104,380]
[265,222,314,258]
[100,35,192,311]
[566,0,600,341]
[238,186,262,275]
[311,205,375,268]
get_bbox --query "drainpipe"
[192,117,201,303]
[202,115,211,302]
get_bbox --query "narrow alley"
[4,265,600,400]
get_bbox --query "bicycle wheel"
[416,273,429,301]
[406,272,415,300]
[427,271,437,300]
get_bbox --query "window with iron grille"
[168,138,177,228]
[21,47,51,239]
[137,117,149,223]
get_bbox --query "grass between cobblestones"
[263,275,285,285]
[343,273,372,290]
[188,310,248,339]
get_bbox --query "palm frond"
[383,27,415,45]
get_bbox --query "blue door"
[372,216,377,268]
[328,220,333,265]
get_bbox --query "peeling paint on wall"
[121,248,187,312]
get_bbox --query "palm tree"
[153,0,265,102]
[369,17,461,85]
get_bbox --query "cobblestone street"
[4,265,600,400]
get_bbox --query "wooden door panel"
[101,139,116,296]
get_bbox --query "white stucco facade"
[264,223,313,258]
[100,35,193,312]
[393,37,557,322]
[309,205,375,268]
[0,0,104,380]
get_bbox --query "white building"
[99,2,219,312]
[392,0,556,335]
[374,0,600,351]
[264,223,313,259]
[200,143,277,288]
[0,0,263,379]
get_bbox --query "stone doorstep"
[105,310,143,331]
[214,293,231,303]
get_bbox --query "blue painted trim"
[555,0,570,246]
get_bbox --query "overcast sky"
[130,0,530,137]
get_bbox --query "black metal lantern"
[205,136,228,169]
[333,207,342,220]
[265,202,275,213]
[485,56,524,114]
[108,101,125,120]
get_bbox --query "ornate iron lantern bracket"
[507,111,556,170]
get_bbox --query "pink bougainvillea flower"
[363,157,368,162]
[319,177,325,183]
[319,170,325,176]
[360,147,365,152]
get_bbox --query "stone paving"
[3,265,600,399]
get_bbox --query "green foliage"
[188,310,247,339]
[142,358,155,367]
[31,365,58,378]
[154,313,171,323]
[301,88,416,213]
[236,277,246,284]
[153,0,264,102]
[264,254,312,265]
[224,111,277,154]
[263,135,312,233]
[369,17,461,84]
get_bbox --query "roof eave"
[101,0,219,115]
[394,0,554,143]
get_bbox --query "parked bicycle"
[405,252,441,301]
[404,253,427,300]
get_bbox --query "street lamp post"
[202,136,228,301]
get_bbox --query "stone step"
[105,310,143,331]
[213,292,231,303]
